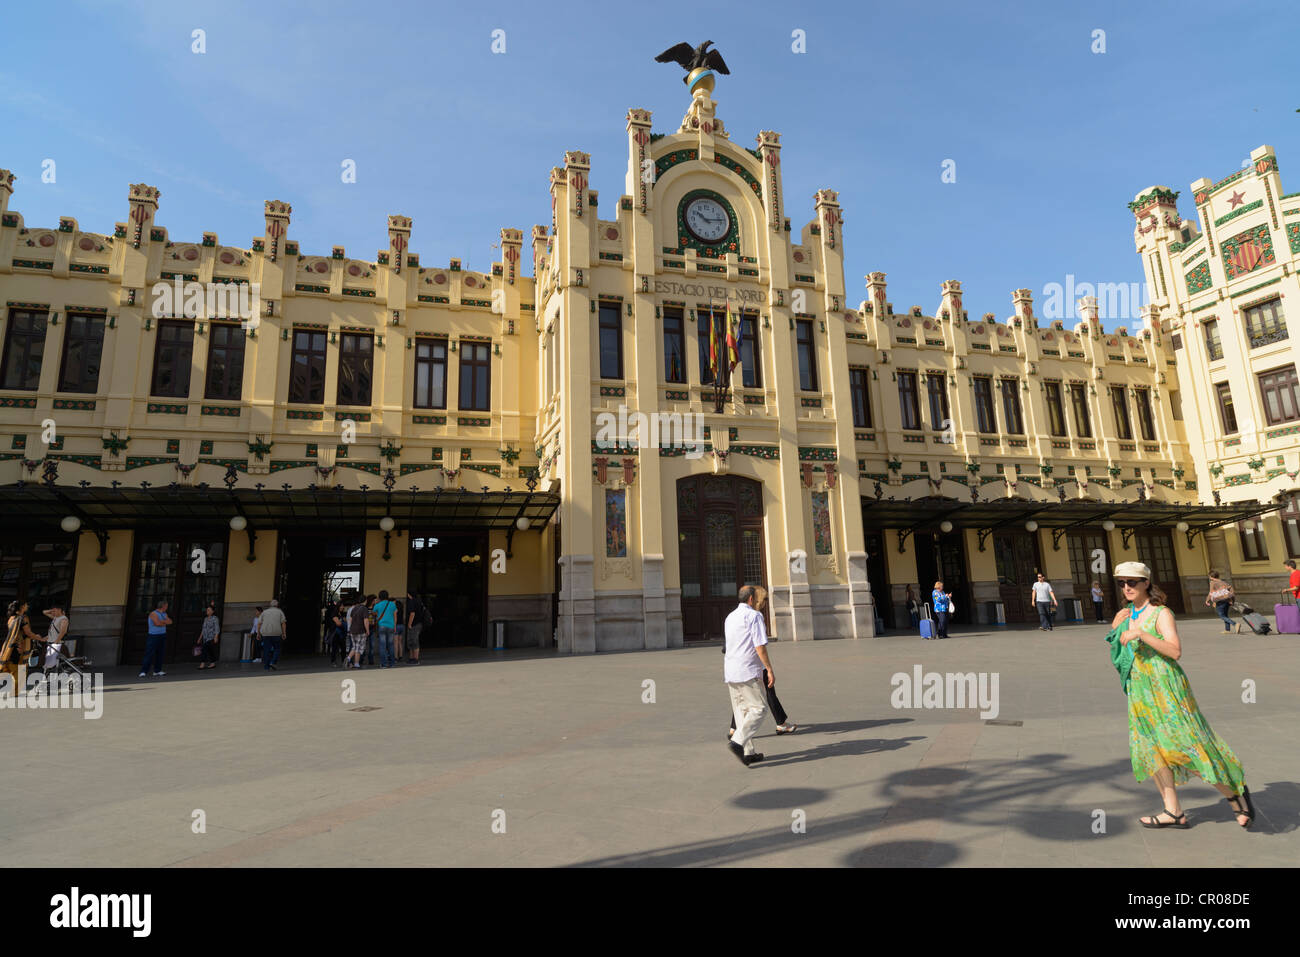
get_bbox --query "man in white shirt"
[1030,573,1058,632]
[724,585,774,767]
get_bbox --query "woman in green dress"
[1111,561,1255,829]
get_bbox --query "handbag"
[192,642,203,657]
[948,598,957,615]
[1208,585,1232,602]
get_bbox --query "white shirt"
[1031,581,1055,603]
[723,603,767,684]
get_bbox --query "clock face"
[684,197,730,243]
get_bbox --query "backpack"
[413,597,432,627]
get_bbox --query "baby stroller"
[28,636,93,679]
[1230,601,1272,636]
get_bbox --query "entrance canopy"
[3,482,561,537]
[862,496,1286,553]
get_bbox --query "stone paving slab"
[1,618,1296,867]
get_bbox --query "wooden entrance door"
[1135,529,1184,613]
[863,531,892,630]
[124,535,228,664]
[993,531,1041,623]
[1068,528,1115,619]
[677,475,766,640]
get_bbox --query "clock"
[683,196,731,244]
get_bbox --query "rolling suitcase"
[919,602,935,639]
[1241,611,1272,636]
[1274,591,1300,635]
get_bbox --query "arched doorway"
[677,475,766,640]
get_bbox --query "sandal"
[1140,808,1190,829]
[1226,787,1256,828]
[775,724,799,735]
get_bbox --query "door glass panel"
[706,513,737,597]
[679,529,701,599]
[741,528,763,586]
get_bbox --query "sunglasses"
[1116,578,1148,587]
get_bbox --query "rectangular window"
[740,314,760,389]
[288,328,328,404]
[1069,383,1092,437]
[926,372,949,431]
[1258,365,1300,426]
[697,310,726,387]
[599,302,622,379]
[1243,297,1287,349]
[663,307,686,383]
[1171,333,1183,351]
[1214,382,1238,433]
[1135,387,1156,441]
[336,332,373,406]
[0,308,48,391]
[57,313,106,394]
[1239,518,1269,561]
[1110,385,1133,440]
[150,320,195,398]
[203,322,245,401]
[1045,382,1067,436]
[1204,319,1224,361]
[459,341,491,411]
[1000,378,1024,434]
[795,319,817,392]
[414,337,448,409]
[1282,494,1300,559]
[897,371,921,430]
[973,376,996,433]
[850,368,872,428]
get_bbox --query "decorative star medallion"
[1228,190,1246,209]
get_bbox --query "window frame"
[663,307,686,384]
[149,319,196,399]
[739,313,761,389]
[458,340,492,411]
[0,308,49,391]
[795,319,818,392]
[598,301,623,380]
[1243,297,1287,349]
[1069,383,1092,437]
[336,331,374,407]
[926,372,949,432]
[1258,364,1300,426]
[57,312,106,394]
[1044,381,1067,437]
[850,368,872,429]
[1110,385,1133,440]
[973,376,997,434]
[999,377,1024,434]
[413,337,449,409]
[287,328,329,404]
[203,321,245,401]
[1238,518,1269,562]
[1281,494,1300,559]
[897,371,921,431]
[1134,387,1156,441]
[1204,319,1224,361]
[1214,381,1238,434]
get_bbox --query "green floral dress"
[1126,604,1247,789]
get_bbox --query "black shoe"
[728,741,747,766]
[743,752,764,766]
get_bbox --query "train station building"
[0,77,1294,662]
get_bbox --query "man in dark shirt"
[406,590,429,665]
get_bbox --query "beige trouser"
[728,677,768,755]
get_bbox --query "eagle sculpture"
[655,40,730,82]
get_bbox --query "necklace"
[1129,601,1151,621]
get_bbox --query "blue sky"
[3,0,1297,328]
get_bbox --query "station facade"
[0,84,1292,662]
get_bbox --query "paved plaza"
[2,616,1297,867]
